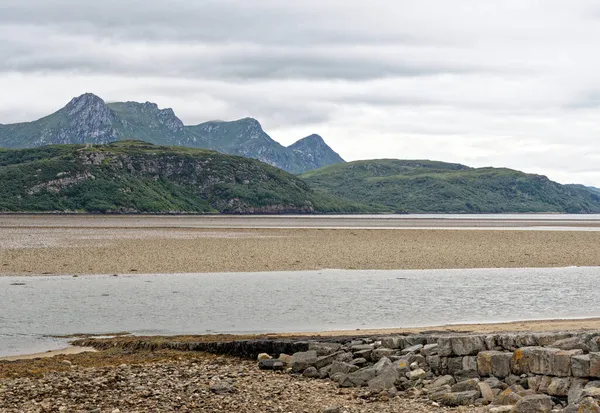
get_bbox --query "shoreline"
[5,317,600,361]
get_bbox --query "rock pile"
[255,331,600,412]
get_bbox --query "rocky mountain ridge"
[0,93,344,174]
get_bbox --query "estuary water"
[2,267,600,357]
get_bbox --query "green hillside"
[301,159,600,213]
[0,141,361,214]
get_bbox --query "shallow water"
[2,267,600,357]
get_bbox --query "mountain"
[0,141,362,214]
[0,93,344,174]
[301,159,600,213]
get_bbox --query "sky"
[1,1,600,185]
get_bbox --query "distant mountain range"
[301,159,600,213]
[0,93,344,174]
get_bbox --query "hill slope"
[0,93,344,173]
[301,159,600,213]
[0,141,360,214]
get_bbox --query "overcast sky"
[2,1,600,185]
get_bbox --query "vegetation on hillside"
[301,159,600,213]
[0,141,363,213]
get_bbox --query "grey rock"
[551,336,590,352]
[315,352,343,370]
[329,361,359,377]
[485,376,502,389]
[353,349,372,360]
[573,354,592,378]
[318,366,331,379]
[422,343,439,356]
[339,367,378,387]
[477,351,513,378]
[291,350,318,373]
[573,397,600,412]
[447,357,464,374]
[258,359,286,370]
[454,369,480,383]
[462,356,477,372]
[547,377,571,397]
[302,367,320,378]
[511,394,553,413]
[590,353,600,378]
[407,368,427,381]
[309,342,342,356]
[478,381,495,403]
[210,381,235,394]
[350,357,368,367]
[368,366,400,392]
[323,406,342,413]
[569,378,588,405]
[373,357,392,375]
[372,348,396,361]
[381,336,404,349]
[401,344,424,355]
[451,335,487,356]
[439,390,480,406]
[426,375,456,390]
[451,378,480,393]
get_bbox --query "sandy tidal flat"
[2,215,600,275]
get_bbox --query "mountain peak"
[288,134,345,170]
[64,93,107,115]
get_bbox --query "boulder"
[438,335,486,357]
[511,394,552,413]
[569,378,588,405]
[451,378,480,393]
[582,387,600,399]
[447,357,464,374]
[454,369,480,383]
[590,353,600,378]
[351,357,368,367]
[407,368,427,381]
[309,342,342,356]
[329,361,358,377]
[573,354,592,378]
[485,377,502,389]
[428,385,452,402]
[426,355,441,372]
[574,397,600,413]
[546,377,571,397]
[318,366,331,379]
[551,336,590,352]
[422,343,439,356]
[303,367,320,378]
[381,336,403,349]
[494,387,523,406]
[291,350,318,373]
[258,359,286,370]
[278,353,293,365]
[551,349,583,377]
[353,349,372,360]
[401,344,423,355]
[462,356,477,371]
[427,375,455,390]
[478,351,513,378]
[315,352,343,370]
[439,390,480,406]
[478,381,494,403]
[511,347,560,376]
[537,376,553,394]
[367,366,399,392]
[351,344,374,352]
[373,357,392,375]
[372,348,396,361]
[339,367,377,387]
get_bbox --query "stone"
[427,355,441,372]
[372,348,395,361]
[323,406,342,413]
[478,351,513,378]
[494,387,523,406]
[451,335,487,356]
[353,349,372,360]
[478,381,494,403]
[489,407,514,413]
[569,378,588,405]
[574,355,592,378]
[351,357,368,367]
[257,353,272,361]
[318,366,331,379]
[454,369,480,383]
[309,342,342,356]
[373,357,392,374]
[511,394,553,413]
[339,367,377,387]
[551,349,583,377]
[422,343,439,356]
[512,347,560,376]
[537,376,553,394]
[583,387,600,399]
[551,336,590,352]
[407,368,427,381]
[393,358,411,373]
[401,344,424,355]
[590,353,600,378]
[427,375,456,390]
[381,336,403,349]
[485,335,498,350]
[278,353,293,365]
[451,378,480,393]
[448,357,464,374]
[291,350,318,373]
[485,377,502,389]
[576,397,600,413]
[463,356,477,371]
[258,359,286,370]
[329,361,359,377]
[303,367,320,378]
[315,352,343,370]
[367,366,399,392]
[547,377,571,397]
[587,381,600,389]
[351,344,374,352]
[439,390,480,406]
[429,385,452,402]
[210,381,235,394]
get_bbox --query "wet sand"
[0,346,96,362]
[1,215,600,275]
